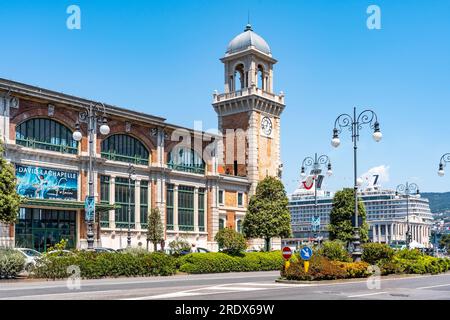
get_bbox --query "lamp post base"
[86,221,94,250]
[352,228,362,262]
[127,232,132,248]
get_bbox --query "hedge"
[0,249,25,279]
[178,251,286,274]
[389,249,450,275]
[32,251,177,279]
[361,243,395,265]
[282,256,370,281]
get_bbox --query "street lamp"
[331,107,382,261]
[300,153,332,245]
[437,153,450,177]
[127,164,136,248]
[395,182,419,249]
[72,103,110,250]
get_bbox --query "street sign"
[85,196,95,221]
[300,246,313,261]
[282,247,292,260]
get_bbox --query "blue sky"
[1,0,450,193]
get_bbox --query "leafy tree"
[440,234,450,251]
[0,141,22,223]
[146,208,164,252]
[243,176,292,251]
[329,188,369,244]
[214,228,247,255]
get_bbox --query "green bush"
[377,259,403,275]
[0,249,25,279]
[361,243,395,265]
[317,240,352,262]
[283,256,347,281]
[391,249,450,275]
[215,228,247,255]
[178,251,284,274]
[32,251,176,279]
[335,261,371,278]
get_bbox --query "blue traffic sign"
[300,246,313,260]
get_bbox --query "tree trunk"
[153,242,158,252]
[146,239,149,251]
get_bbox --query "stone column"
[194,187,199,232]
[385,224,389,243]
[377,224,381,243]
[135,180,141,230]
[109,177,116,229]
[174,184,179,232]
[372,224,376,242]
[390,224,394,242]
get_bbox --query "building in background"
[288,184,433,248]
[0,24,285,252]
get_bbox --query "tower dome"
[226,24,271,56]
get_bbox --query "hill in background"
[421,192,450,213]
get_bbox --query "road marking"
[0,272,281,291]
[416,284,450,290]
[123,282,311,300]
[348,291,388,298]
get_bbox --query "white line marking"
[416,284,450,290]
[348,291,388,298]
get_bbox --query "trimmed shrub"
[391,249,450,275]
[317,240,352,262]
[0,249,25,279]
[377,259,403,275]
[215,228,247,255]
[32,251,176,279]
[178,251,284,274]
[362,243,395,265]
[283,256,347,281]
[336,261,371,278]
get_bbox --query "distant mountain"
[421,192,450,213]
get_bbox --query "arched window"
[257,65,264,90]
[15,118,78,154]
[219,218,225,230]
[236,219,243,234]
[234,64,245,91]
[101,134,149,165]
[168,147,205,174]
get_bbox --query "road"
[1,271,450,300]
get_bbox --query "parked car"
[195,247,210,253]
[46,250,74,256]
[15,248,42,271]
[83,247,117,253]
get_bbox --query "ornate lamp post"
[127,164,137,248]
[395,182,419,248]
[72,103,110,250]
[300,153,332,244]
[331,107,382,261]
[437,153,450,177]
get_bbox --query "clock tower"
[212,24,285,195]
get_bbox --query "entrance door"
[15,208,77,252]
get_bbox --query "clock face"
[261,116,273,136]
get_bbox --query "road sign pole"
[304,261,310,273]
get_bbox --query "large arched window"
[101,134,149,165]
[15,118,78,154]
[168,147,205,174]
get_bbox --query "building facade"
[288,186,433,247]
[0,24,285,252]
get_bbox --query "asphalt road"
[1,271,450,300]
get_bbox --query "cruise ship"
[288,184,434,247]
